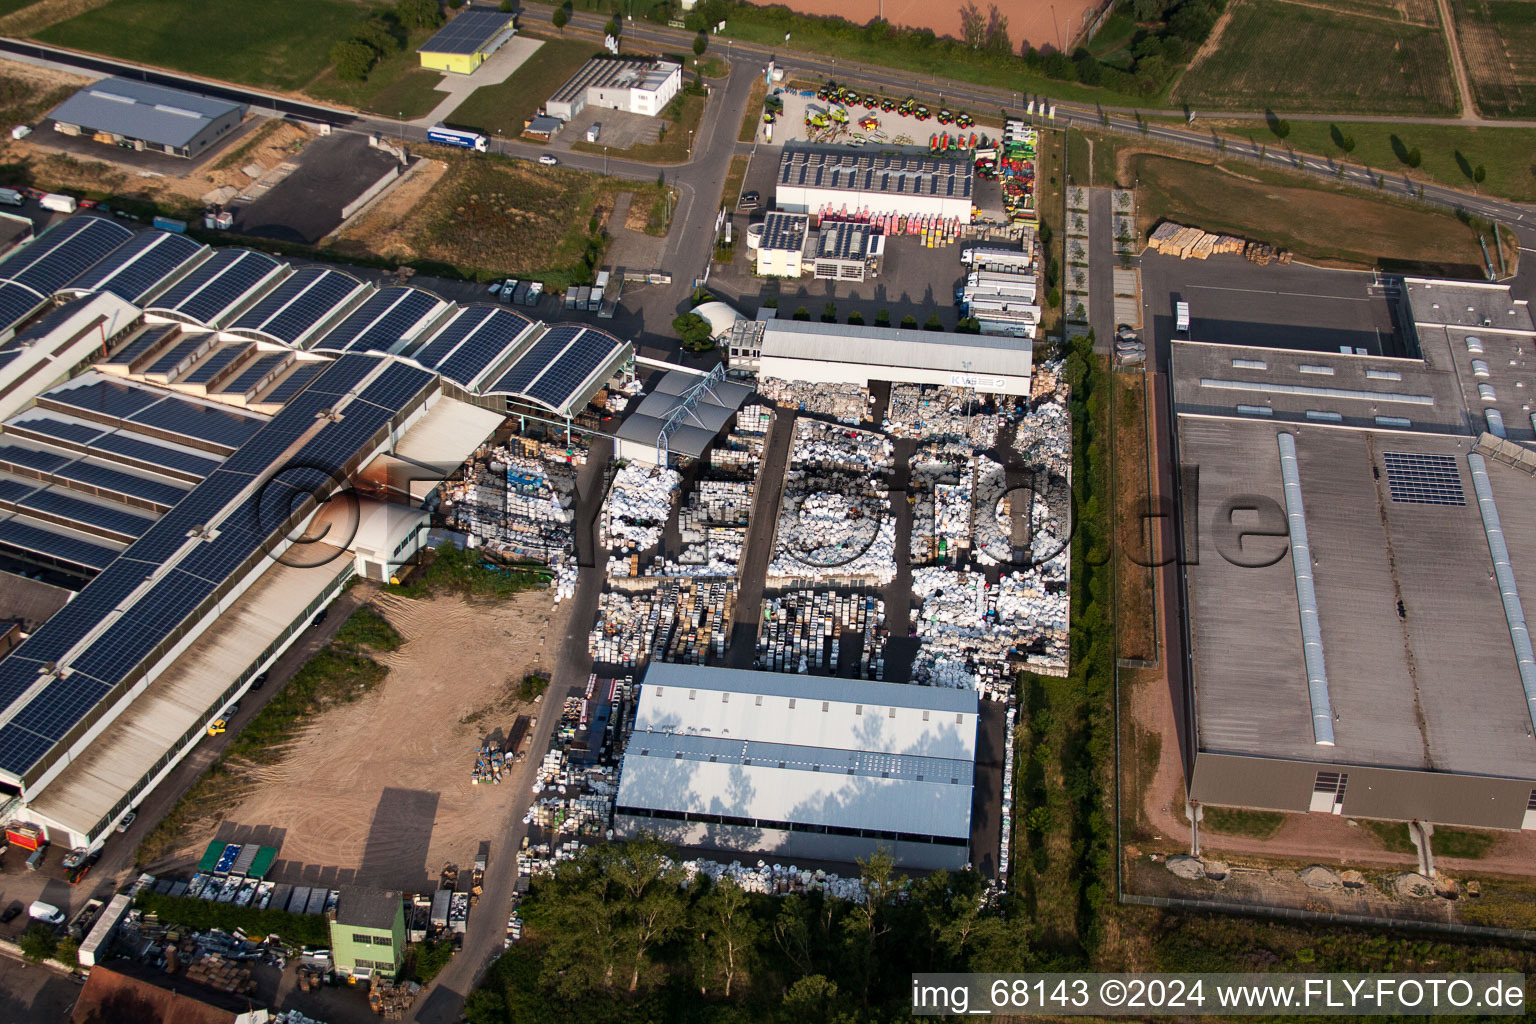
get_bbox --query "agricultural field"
[1191,118,1536,201]
[449,36,598,139]
[36,0,390,93]
[1450,0,1536,117]
[333,152,671,287]
[1132,154,1487,272]
[1173,0,1459,115]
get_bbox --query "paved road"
[1087,187,1115,351]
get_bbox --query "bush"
[500,0,515,10]
[136,891,331,947]
[672,311,715,351]
[875,309,890,326]
[846,310,865,325]
[395,0,443,30]
[330,39,377,82]
[821,301,838,323]
[333,605,401,652]
[54,937,79,971]
[901,314,918,328]
[924,312,944,331]
[793,305,811,321]
[410,939,455,983]
[19,925,56,963]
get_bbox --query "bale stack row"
[182,953,256,995]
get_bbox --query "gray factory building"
[48,78,245,159]
[1172,278,1536,830]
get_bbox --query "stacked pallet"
[1244,241,1293,265]
[182,954,256,995]
[1148,222,1246,259]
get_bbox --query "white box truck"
[40,193,76,214]
[1175,301,1190,334]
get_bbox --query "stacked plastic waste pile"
[768,420,896,584]
[884,384,1000,447]
[759,376,871,424]
[601,463,681,558]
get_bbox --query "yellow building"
[417,7,517,74]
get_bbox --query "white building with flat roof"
[753,319,1033,396]
[614,664,978,869]
[545,58,682,121]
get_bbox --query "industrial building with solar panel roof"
[1169,276,1536,830]
[0,215,636,850]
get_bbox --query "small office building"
[47,78,245,159]
[545,58,682,120]
[754,211,808,278]
[330,887,405,980]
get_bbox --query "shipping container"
[79,894,131,968]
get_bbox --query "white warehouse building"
[614,664,979,870]
[751,319,1033,396]
[545,58,682,121]
[775,147,974,222]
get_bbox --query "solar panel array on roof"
[127,396,264,453]
[0,216,132,295]
[259,361,326,405]
[777,149,973,200]
[761,211,808,252]
[312,287,443,354]
[182,343,252,386]
[40,378,162,423]
[1383,451,1466,506]
[230,267,363,345]
[0,282,45,334]
[0,516,119,574]
[487,324,626,413]
[87,431,221,480]
[6,414,106,448]
[413,306,533,388]
[419,7,513,54]
[148,248,283,326]
[0,354,437,779]
[103,323,178,369]
[217,352,289,396]
[17,486,156,541]
[53,458,188,509]
[143,331,213,380]
[65,229,204,304]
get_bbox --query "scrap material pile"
[470,725,524,785]
[989,121,1039,227]
[651,478,751,576]
[759,376,871,424]
[589,579,737,666]
[602,463,681,566]
[369,979,420,1019]
[517,842,869,902]
[884,384,1000,447]
[1147,222,1246,260]
[182,953,257,995]
[768,419,895,584]
[909,443,975,565]
[756,589,887,678]
[440,442,580,564]
[910,563,1068,695]
[526,676,629,838]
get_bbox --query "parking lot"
[552,107,662,153]
[1139,252,1406,366]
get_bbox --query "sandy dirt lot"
[332,158,449,263]
[159,589,571,893]
[767,0,1103,50]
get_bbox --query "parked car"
[207,718,227,736]
[251,672,269,690]
[311,608,328,629]
[226,703,240,717]
[1,902,21,924]
[738,190,760,208]
[537,154,558,166]
[115,810,137,833]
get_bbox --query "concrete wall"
[1191,751,1536,830]
[613,813,969,871]
[756,247,802,278]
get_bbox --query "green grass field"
[1451,0,1536,117]
[1133,154,1486,272]
[0,0,40,17]
[1201,806,1286,840]
[448,36,598,138]
[303,27,445,119]
[38,0,389,93]
[1174,0,1459,115]
[1190,118,1536,201]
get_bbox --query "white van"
[28,900,64,926]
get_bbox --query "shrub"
[821,301,838,323]
[875,309,890,326]
[924,312,944,331]
[846,310,865,325]
[793,305,811,321]
[901,314,918,328]
[331,39,378,82]
[673,311,715,351]
[135,891,331,947]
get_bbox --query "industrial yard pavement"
[152,590,571,894]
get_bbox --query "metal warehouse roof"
[0,355,436,786]
[618,665,977,840]
[48,78,244,149]
[0,216,132,298]
[418,7,515,55]
[759,319,1031,379]
[550,57,680,104]
[614,369,751,459]
[778,147,973,200]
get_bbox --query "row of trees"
[464,836,1037,1023]
[330,0,439,82]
